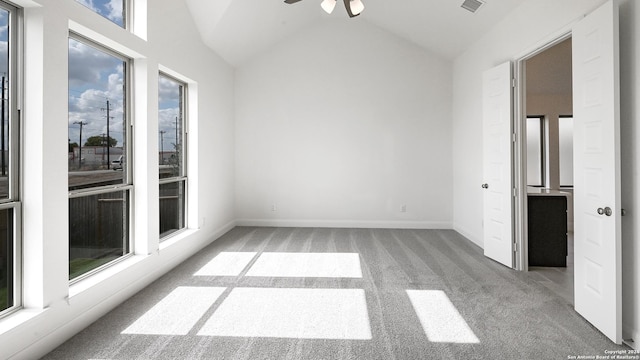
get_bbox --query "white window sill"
[159,228,199,251]
[0,307,49,337]
[69,254,149,299]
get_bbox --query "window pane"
[559,117,574,187]
[75,0,125,28]
[69,190,130,280]
[0,7,10,199]
[159,181,185,239]
[526,117,543,186]
[158,75,184,179]
[0,208,13,312]
[68,38,127,190]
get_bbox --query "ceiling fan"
[284,0,365,18]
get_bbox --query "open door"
[572,0,621,344]
[482,62,514,268]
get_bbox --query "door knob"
[597,207,613,216]
[481,183,489,189]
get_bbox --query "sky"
[158,76,183,152]
[76,0,124,27]
[68,38,126,148]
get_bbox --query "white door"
[572,0,621,344]
[482,62,513,268]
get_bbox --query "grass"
[69,256,119,280]
[0,286,7,312]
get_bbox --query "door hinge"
[513,188,517,197]
[513,242,518,252]
[512,78,517,88]
[512,133,517,142]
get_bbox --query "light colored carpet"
[42,227,629,359]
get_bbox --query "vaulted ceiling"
[185,0,529,67]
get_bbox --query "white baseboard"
[235,218,452,230]
[623,323,638,350]
[452,224,482,248]
[208,219,237,240]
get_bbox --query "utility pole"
[102,100,113,169]
[74,121,87,170]
[101,133,107,165]
[178,85,183,165]
[175,116,179,150]
[1,75,5,177]
[159,130,166,164]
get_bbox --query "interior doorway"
[509,1,622,343]
[518,36,575,304]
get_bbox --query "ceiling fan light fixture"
[349,0,365,15]
[321,0,337,14]
[284,0,363,18]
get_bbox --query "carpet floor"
[42,227,629,359]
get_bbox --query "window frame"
[67,32,134,284]
[0,0,22,317]
[158,72,187,241]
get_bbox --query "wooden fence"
[69,185,183,256]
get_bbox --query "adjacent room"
[0,0,639,359]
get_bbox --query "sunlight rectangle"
[244,252,362,278]
[198,287,372,340]
[194,252,257,276]
[406,290,480,344]
[122,287,226,335]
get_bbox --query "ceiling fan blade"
[284,0,304,4]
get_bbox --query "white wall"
[452,0,639,346]
[0,1,235,358]
[235,19,453,229]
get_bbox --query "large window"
[68,35,131,281]
[0,1,19,315]
[158,73,186,240]
[526,116,544,187]
[559,116,574,187]
[75,0,127,28]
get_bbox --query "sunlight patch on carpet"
[198,287,372,340]
[122,287,226,335]
[406,290,480,344]
[194,252,257,276]
[244,252,362,278]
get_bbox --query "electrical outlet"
[271,204,277,212]
[401,205,407,213]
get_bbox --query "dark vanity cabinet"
[528,194,568,267]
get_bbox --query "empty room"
[0,0,639,359]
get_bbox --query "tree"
[85,135,117,147]
[68,142,78,153]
